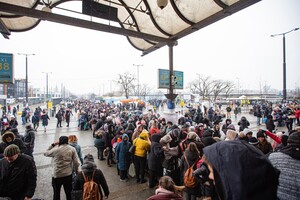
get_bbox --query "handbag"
[128,139,137,154]
[128,145,136,154]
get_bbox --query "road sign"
[0,53,13,83]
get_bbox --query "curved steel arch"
[170,0,194,26]
[118,0,156,46]
[142,0,172,37]
[213,0,228,9]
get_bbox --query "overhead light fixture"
[42,6,52,13]
[42,0,52,13]
[157,0,168,10]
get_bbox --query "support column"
[165,41,178,112]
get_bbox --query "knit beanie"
[287,132,300,144]
[4,144,20,157]
[249,137,259,145]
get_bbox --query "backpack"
[183,154,199,188]
[82,170,101,200]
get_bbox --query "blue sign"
[158,69,184,89]
[0,53,13,83]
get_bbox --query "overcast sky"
[1,0,300,96]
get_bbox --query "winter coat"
[116,134,131,171]
[0,154,37,200]
[148,134,164,172]
[269,144,300,200]
[94,135,106,149]
[180,150,200,194]
[133,131,150,158]
[203,140,279,200]
[146,188,183,200]
[69,142,84,165]
[73,161,109,199]
[44,144,80,178]
[237,117,250,132]
[257,139,273,155]
[266,117,275,132]
[0,132,26,159]
[41,113,50,126]
[295,109,300,119]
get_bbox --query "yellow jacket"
[133,131,150,157]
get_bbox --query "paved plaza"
[10,104,288,200]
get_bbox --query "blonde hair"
[68,135,78,143]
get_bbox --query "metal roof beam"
[0,2,168,43]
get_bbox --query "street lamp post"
[18,53,35,105]
[271,27,299,101]
[133,64,143,98]
[42,72,52,101]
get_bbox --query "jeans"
[52,175,72,200]
[257,117,261,125]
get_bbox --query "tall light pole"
[133,64,143,98]
[42,72,52,101]
[18,53,35,105]
[271,27,299,101]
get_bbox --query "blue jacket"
[116,134,131,171]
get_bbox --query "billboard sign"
[158,69,184,89]
[0,53,13,83]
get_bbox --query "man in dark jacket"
[73,154,109,199]
[203,140,279,200]
[23,123,36,158]
[148,134,164,188]
[0,144,37,200]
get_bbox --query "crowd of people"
[0,99,299,200]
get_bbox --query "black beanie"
[287,132,300,144]
[59,136,69,145]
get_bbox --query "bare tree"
[115,72,136,99]
[139,84,153,101]
[224,81,235,98]
[211,80,232,102]
[189,75,213,100]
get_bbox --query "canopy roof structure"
[0,0,260,56]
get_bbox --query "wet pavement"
[11,104,289,200]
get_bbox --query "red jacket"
[295,110,300,119]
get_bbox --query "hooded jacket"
[0,131,26,159]
[133,131,150,157]
[148,134,164,171]
[116,134,131,171]
[203,140,279,200]
[73,157,109,199]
